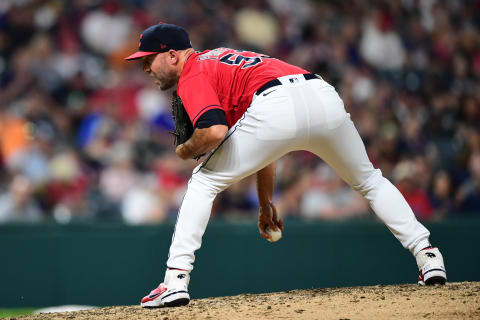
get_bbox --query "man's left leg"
[302,90,446,286]
[141,93,299,307]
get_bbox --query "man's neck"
[177,48,195,76]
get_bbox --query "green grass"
[0,309,35,318]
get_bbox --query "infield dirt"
[12,281,480,320]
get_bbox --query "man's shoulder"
[180,49,229,83]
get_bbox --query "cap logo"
[160,44,167,49]
[138,34,143,48]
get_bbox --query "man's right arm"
[177,73,227,160]
[176,124,227,160]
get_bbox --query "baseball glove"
[170,90,194,146]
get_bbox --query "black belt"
[255,73,322,96]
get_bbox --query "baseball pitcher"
[125,23,447,308]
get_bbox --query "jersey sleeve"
[195,109,227,128]
[178,73,224,127]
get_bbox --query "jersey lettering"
[197,48,230,61]
[219,52,269,69]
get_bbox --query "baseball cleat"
[141,269,190,308]
[415,246,447,286]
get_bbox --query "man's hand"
[175,125,227,160]
[258,202,284,241]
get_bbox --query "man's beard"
[159,79,175,91]
[154,71,177,91]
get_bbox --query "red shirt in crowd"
[177,48,307,128]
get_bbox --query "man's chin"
[159,83,175,91]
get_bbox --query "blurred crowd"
[1,0,479,224]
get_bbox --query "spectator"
[456,152,480,215]
[393,160,433,220]
[429,170,454,220]
[122,177,167,225]
[0,0,479,223]
[47,149,91,222]
[0,175,43,223]
[300,164,369,220]
[360,8,406,70]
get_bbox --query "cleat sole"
[425,276,446,285]
[164,298,190,307]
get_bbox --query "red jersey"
[177,48,308,128]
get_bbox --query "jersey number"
[219,53,264,69]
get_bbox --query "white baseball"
[266,227,282,242]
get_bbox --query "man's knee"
[352,168,384,200]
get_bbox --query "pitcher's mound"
[16,281,480,320]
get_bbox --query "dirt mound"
[13,282,480,320]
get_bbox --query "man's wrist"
[258,201,272,211]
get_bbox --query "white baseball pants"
[167,74,431,271]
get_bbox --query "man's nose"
[142,62,151,74]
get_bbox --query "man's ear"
[168,50,179,65]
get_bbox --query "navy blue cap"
[125,23,192,60]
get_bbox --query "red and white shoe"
[416,246,447,285]
[141,269,190,307]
